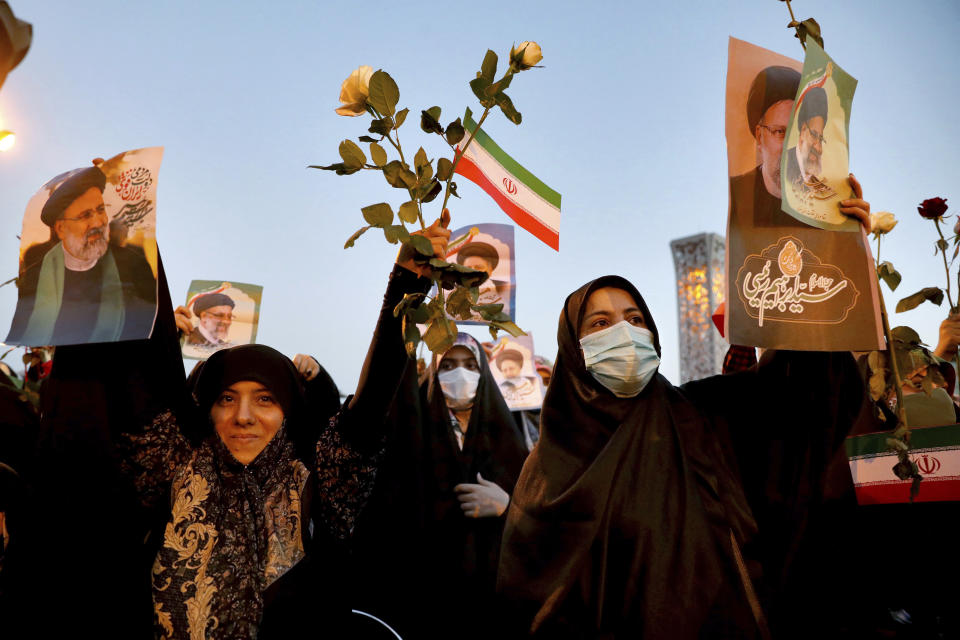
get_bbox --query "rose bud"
[509,41,543,71]
[870,211,898,236]
[918,197,949,220]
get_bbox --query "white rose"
[870,211,898,236]
[335,65,373,117]
[510,41,542,70]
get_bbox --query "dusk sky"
[1,1,958,391]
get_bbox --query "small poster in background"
[5,147,162,347]
[780,38,858,231]
[439,223,516,325]
[182,280,263,360]
[488,333,544,411]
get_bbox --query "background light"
[0,130,15,151]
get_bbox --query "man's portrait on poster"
[5,164,157,346]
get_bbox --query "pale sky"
[1,0,958,391]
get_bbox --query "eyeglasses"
[201,312,235,322]
[758,124,786,139]
[61,204,107,223]
[802,125,827,145]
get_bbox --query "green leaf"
[398,201,420,224]
[382,160,417,189]
[896,287,944,313]
[358,135,379,143]
[394,108,409,129]
[419,179,442,203]
[406,233,435,258]
[344,225,371,249]
[422,316,458,353]
[937,238,949,253]
[436,157,454,181]
[368,117,394,137]
[489,320,526,338]
[414,147,429,171]
[448,181,460,199]
[408,301,430,324]
[402,316,421,357]
[445,118,465,145]
[426,106,441,121]
[796,17,824,49]
[369,142,388,167]
[308,162,361,176]
[469,78,496,108]
[361,202,394,227]
[480,50,497,83]
[485,72,513,97]
[420,109,444,135]
[496,92,522,125]
[473,303,504,316]
[383,224,410,244]
[877,261,901,291]
[367,70,400,116]
[445,286,475,321]
[891,326,922,345]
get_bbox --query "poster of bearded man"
[182,280,263,360]
[5,147,163,347]
[724,38,882,351]
[780,38,859,230]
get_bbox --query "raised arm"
[313,212,450,539]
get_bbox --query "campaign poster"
[488,333,544,411]
[724,37,882,351]
[5,147,163,347]
[780,38,859,231]
[439,223,516,325]
[182,280,263,360]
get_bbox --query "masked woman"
[22,216,450,639]
[351,332,529,639]
[497,276,866,639]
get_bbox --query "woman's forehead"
[584,287,640,314]
[441,345,477,362]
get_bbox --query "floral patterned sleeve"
[118,408,195,512]
[313,409,385,541]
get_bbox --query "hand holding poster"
[438,223,516,325]
[780,38,859,231]
[724,38,882,351]
[488,333,544,411]
[182,280,263,360]
[5,147,162,347]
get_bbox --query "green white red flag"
[454,108,561,250]
[846,423,960,504]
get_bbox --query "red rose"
[918,197,949,219]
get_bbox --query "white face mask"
[438,367,481,410]
[579,320,660,398]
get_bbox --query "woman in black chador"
[351,332,529,640]
[497,275,867,639]
[18,216,450,639]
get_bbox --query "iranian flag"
[846,423,960,504]
[454,108,561,250]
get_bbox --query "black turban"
[746,65,801,137]
[40,166,106,226]
[798,86,828,126]
[495,348,524,370]
[456,241,499,271]
[193,292,235,315]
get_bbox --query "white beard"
[62,226,109,268]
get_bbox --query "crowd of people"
[1,196,959,638]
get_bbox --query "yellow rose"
[510,41,543,70]
[335,65,373,117]
[870,211,898,236]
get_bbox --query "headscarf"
[497,276,757,638]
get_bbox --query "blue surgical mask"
[438,366,481,410]
[579,321,660,397]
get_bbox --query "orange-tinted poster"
[724,38,882,351]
